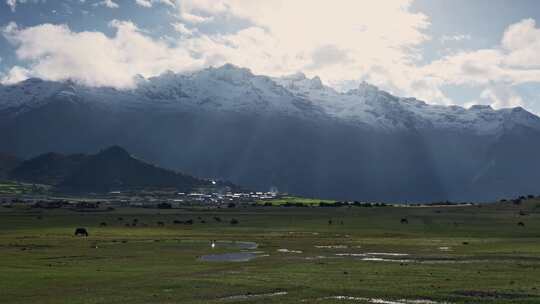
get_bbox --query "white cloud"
[176,0,228,23]
[135,0,152,7]
[480,84,525,109]
[3,1,430,91]
[501,18,540,68]
[5,0,41,12]
[135,0,174,8]
[440,34,471,43]
[2,21,202,88]
[175,0,430,85]
[94,0,119,9]
[171,22,194,36]
[420,49,505,86]
[6,0,17,11]
[412,18,540,108]
[1,66,31,84]
[4,1,540,112]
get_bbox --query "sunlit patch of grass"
[257,195,335,206]
[0,181,51,195]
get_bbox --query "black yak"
[74,228,88,237]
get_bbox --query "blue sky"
[2,0,540,114]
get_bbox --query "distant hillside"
[10,152,89,185]
[9,146,217,193]
[0,153,21,180]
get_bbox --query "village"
[126,191,282,208]
[0,190,283,210]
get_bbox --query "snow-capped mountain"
[134,64,323,116]
[0,78,69,114]
[274,72,540,133]
[1,64,540,202]
[3,64,538,135]
[134,65,540,133]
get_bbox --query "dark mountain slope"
[1,101,446,201]
[9,152,89,185]
[58,146,206,193]
[468,125,540,200]
[0,153,21,180]
[8,145,213,193]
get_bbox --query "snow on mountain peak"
[1,64,539,134]
[274,72,331,94]
[469,104,493,111]
[273,72,540,133]
[356,81,379,93]
[285,72,308,81]
[201,64,254,84]
[0,78,70,113]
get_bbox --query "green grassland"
[1,199,540,303]
[256,195,336,205]
[0,181,51,196]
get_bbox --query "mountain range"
[1,64,539,202]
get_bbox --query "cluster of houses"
[119,191,281,208]
[177,191,279,203]
[0,189,283,210]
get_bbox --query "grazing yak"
[401,218,409,224]
[74,228,89,237]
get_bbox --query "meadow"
[0,199,539,303]
[0,181,50,196]
[255,195,336,205]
